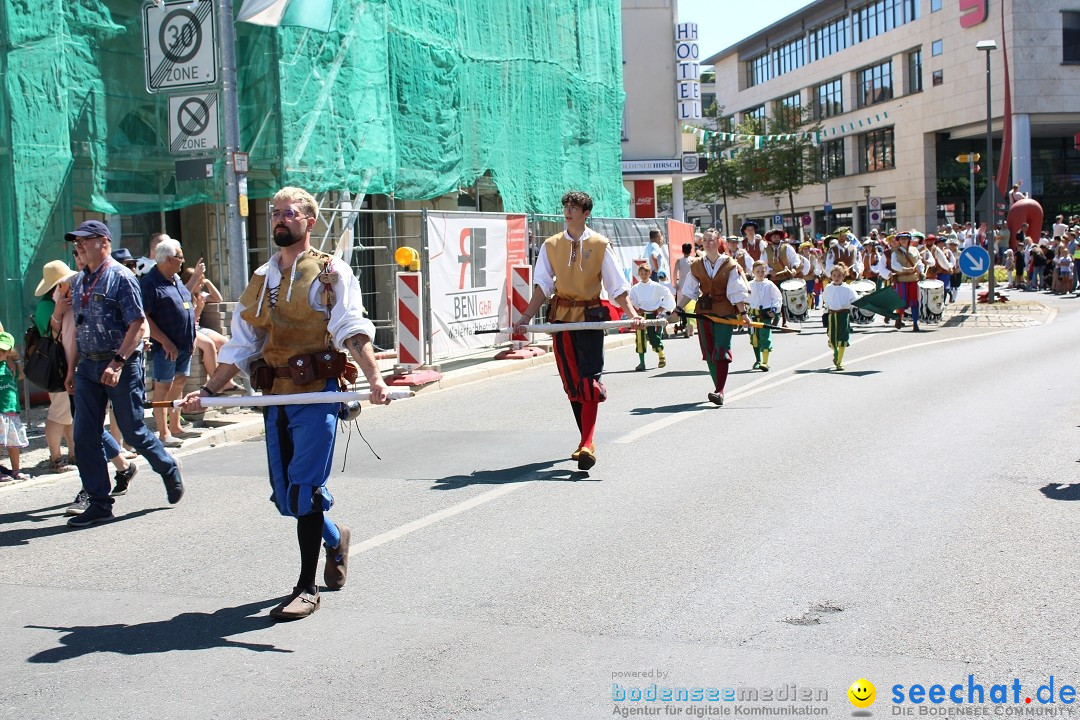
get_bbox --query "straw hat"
[34,259,77,297]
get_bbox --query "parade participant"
[822,264,859,371]
[747,261,782,371]
[930,235,954,302]
[863,240,890,290]
[181,186,392,621]
[63,220,184,528]
[741,220,766,262]
[889,231,924,331]
[627,263,675,371]
[947,237,963,302]
[825,230,863,280]
[724,233,754,274]
[672,242,695,337]
[675,229,751,406]
[762,227,800,283]
[513,191,643,471]
[796,242,823,308]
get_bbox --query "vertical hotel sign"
[676,23,701,120]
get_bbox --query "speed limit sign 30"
[143,0,218,92]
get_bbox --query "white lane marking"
[614,326,1021,445]
[350,482,529,556]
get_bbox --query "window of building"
[778,92,801,111]
[1065,12,1080,63]
[772,36,807,77]
[931,40,943,56]
[932,69,944,86]
[817,139,845,180]
[809,16,849,61]
[907,49,922,93]
[815,77,843,119]
[742,105,767,130]
[746,53,771,87]
[860,127,895,172]
[857,61,893,107]
[930,0,942,11]
[852,0,920,44]
[717,115,735,133]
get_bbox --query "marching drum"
[779,279,810,322]
[918,279,945,324]
[849,280,876,325]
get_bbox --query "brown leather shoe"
[323,524,350,590]
[570,447,583,461]
[269,587,320,621]
[576,445,596,471]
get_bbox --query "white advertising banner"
[426,212,527,360]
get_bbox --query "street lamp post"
[862,185,873,236]
[977,39,997,303]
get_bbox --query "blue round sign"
[958,246,991,277]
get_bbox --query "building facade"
[702,0,1080,237]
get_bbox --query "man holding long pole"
[181,186,391,621]
[675,228,751,406]
[513,191,643,471]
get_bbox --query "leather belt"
[549,296,602,308]
[84,350,119,362]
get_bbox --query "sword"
[679,311,802,334]
[473,319,667,334]
[151,389,414,409]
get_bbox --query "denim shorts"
[151,344,192,382]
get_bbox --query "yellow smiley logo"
[848,678,876,709]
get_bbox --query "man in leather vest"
[675,230,751,406]
[182,186,392,621]
[513,191,643,471]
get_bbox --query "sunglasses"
[271,209,307,220]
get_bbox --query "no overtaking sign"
[143,0,218,92]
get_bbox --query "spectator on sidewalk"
[182,267,240,392]
[33,260,77,473]
[0,331,29,481]
[63,220,183,528]
[140,237,197,446]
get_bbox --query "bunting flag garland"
[683,109,892,159]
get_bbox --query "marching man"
[513,191,643,471]
[676,229,751,406]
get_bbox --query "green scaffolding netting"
[0,0,628,333]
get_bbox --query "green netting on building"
[0,0,628,332]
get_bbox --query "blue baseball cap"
[64,220,111,242]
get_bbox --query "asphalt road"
[2,291,1078,719]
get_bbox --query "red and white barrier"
[389,272,443,386]
[495,264,545,360]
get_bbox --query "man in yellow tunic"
[182,187,391,621]
[514,191,642,471]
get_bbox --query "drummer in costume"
[947,237,963,302]
[822,263,859,371]
[627,263,675,371]
[825,230,863,280]
[725,234,754,274]
[762,227,800,326]
[889,231,924,331]
[747,261,782,371]
[929,235,954,303]
[796,242,824,309]
[863,240,890,291]
[676,230,751,406]
[741,220,766,263]
[514,191,642,470]
[181,186,392,621]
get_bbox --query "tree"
[734,104,822,240]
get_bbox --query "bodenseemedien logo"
[849,678,876,709]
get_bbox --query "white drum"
[849,280,876,325]
[918,279,945,324]
[779,279,810,322]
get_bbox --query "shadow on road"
[629,402,709,416]
[25,598,289,663]
[1039,483,1080,501]
[0,507,167,548]
[793,369,880,377]
[428,459,594,490]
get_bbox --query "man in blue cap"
[64,220,184,527]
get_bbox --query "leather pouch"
[288,353,317,385]
[249,359,275,393]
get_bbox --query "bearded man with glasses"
[63,220,185,528]
[181,186,392,621]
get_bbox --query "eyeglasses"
[271,209,307,220]
[173,255,185,262]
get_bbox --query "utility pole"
[217,0,249,298]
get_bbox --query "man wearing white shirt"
[181,186,391,621]
[1052,215,1068,239]
[514,191,643,471]
[825,231,864,280]
[676,230,751,406]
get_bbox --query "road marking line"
[615,326,1020,445]
[350,482,529,556]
